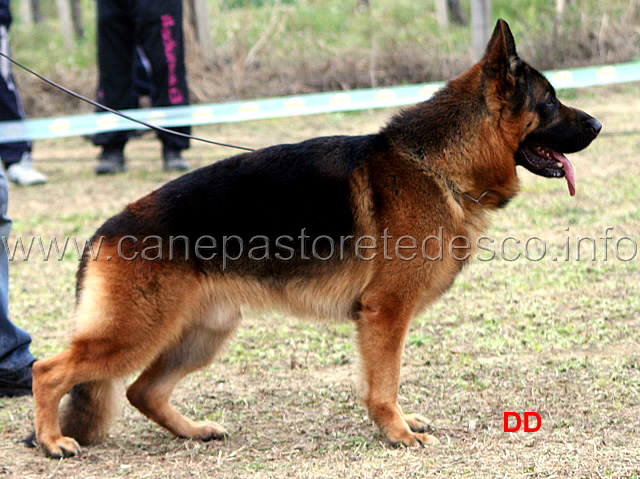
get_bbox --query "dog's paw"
[23,431,37,448]
[388,430,439,448]
[190,421,229,442]
[39,435,81,458]
[403,413,433,433]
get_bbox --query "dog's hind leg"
[32,329,171,458]
[126,308,240,441]
[32,260,206,458]
[32,349,93,458]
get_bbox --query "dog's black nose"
[586,118,602,137]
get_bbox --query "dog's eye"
[546,97,555,107]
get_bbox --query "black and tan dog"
[31,19,600,457]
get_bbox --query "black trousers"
[93,0,190,151]
[0,24,30,166]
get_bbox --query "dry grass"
[0,84,639,478]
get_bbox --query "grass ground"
[0,83,639,478]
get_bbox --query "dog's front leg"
[355,292,438,447]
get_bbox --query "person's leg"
[134,46,152,99]
[0,164,35,397]
[0,24,46,186]
[92,0,137,174]
[136,0,190,170]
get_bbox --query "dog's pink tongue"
[552,151,576,196]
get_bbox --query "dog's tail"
[58,379,123,445]
[24,379,122,448]
[53,241,123,445]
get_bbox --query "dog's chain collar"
[449,184,491,205]
[408,154,492,206]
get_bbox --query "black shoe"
[163,148,189,172]
[96,148,126,175]
[0,363,33,397]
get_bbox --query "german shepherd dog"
[31,20,601,457]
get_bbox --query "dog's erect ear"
[482,19,521,79]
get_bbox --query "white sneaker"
[6,153,47,186]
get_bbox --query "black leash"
[0,51,256,152]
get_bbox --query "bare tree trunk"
[55,0,74,49]
[31,0,42,23]
[435,0,449,30]
[187,0,215,63]
[471,0,491,62]
[19,0,33,25]
[448,0,467,25]
[71,0,84,39]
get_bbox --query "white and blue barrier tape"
[0,61,638,143]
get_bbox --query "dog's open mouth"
[515,145,576,196]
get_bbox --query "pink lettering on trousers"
[161,14,184,104]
